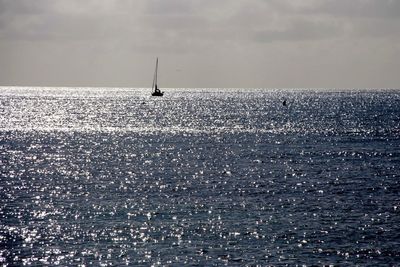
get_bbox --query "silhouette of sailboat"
[151,58,164,96]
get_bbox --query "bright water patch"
[1,87,400,265]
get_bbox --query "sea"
[1,87,399,266]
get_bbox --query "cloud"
[1,0,398,45]
[265,0,400,19]
[0,0,143,41]
[253,19,341,43]
[310,0,400,19]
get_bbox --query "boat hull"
[152,91,164,96]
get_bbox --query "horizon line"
[1,85,399,90]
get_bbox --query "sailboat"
[151,58,164,96]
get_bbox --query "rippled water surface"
[1,87,400,265]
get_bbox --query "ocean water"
[1,87,399,266]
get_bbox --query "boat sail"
[151,58,164,96]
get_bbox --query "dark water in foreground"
[1,87,400,266]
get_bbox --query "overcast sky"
[1,0,399,88]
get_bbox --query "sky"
[0,0,399,88]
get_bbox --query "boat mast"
[152,58,158,91]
